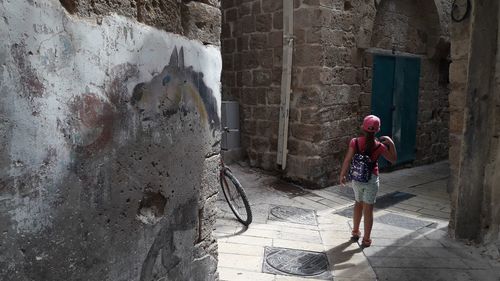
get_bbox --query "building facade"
[222,0,451,187]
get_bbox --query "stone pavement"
[215,161,500,281]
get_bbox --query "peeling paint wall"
[0,1,221,280]
[449,0,500,245]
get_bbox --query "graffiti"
[59,64,139,155]
[131,47,220,133]
[61,48,220,154]
[65,93,114,154]
[139,198,198,281]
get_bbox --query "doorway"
[371,54,421,167]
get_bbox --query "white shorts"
[352,176,379,204]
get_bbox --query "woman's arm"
[380,136,397,164]
[339,146,355,186]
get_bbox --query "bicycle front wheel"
[220,168,252,226]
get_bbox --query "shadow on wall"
[0,2,220,280]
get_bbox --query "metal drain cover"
[375,213,433,230]
[262,247,331,279]
[269,205,317,225]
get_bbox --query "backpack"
[348,138,381,183]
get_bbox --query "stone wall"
[222,0,451,187]
[221,0,326,186]
[0,1,221,280]
[361,0,450,166]
[448,0,500,245]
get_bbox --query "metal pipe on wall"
[277,0,294,169]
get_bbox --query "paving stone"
[466,269,500,281]
[273,239,325,252]
[279,230,323,244]
[319,223,352,232]
[417,208,450,220]
[219,253,263,271]
[362,246,429,258]
[311,189,354,205]
[324,186,355,200]
[320,230,351,240]
[325,242,365,263]
[333,207,353,218]
[375,191,416,209]
[268,220,321,230]
[391,202,423,212]
[374,268,473,281]
[292,196,331,210]
[317,198,345,209]
[218,242,265,256]
[242,228,281,239]
[333,256,377,279]
[274,275,332,281]
[368,256,469,269]
[223,235,273,246]
[219,267,276,281]
[359,238,444,248]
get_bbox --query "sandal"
[351,230,361,241]
[361,238,372,248]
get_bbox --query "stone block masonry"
[222,0,332,187]
[0,0,221,280]
[222,0,451,188]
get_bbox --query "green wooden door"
[371,55,421,167]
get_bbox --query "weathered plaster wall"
[449,0,500,246]
[0,1,221,280]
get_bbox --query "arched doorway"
[361,0,450,168]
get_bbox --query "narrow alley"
[216,162,500,280]
[2,0,500,280]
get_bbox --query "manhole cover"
[375,213,433,230]
[262,247,331,279]
[269,205,317,225]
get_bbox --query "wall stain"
[66,93,114,155]
[131,47,220,134]
[11,42,45,99]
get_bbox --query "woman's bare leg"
[362,203,374,240]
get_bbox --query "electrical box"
[221,101,240,150]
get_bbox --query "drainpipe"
[277,0,294,169]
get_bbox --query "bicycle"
[219,128,252,226]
